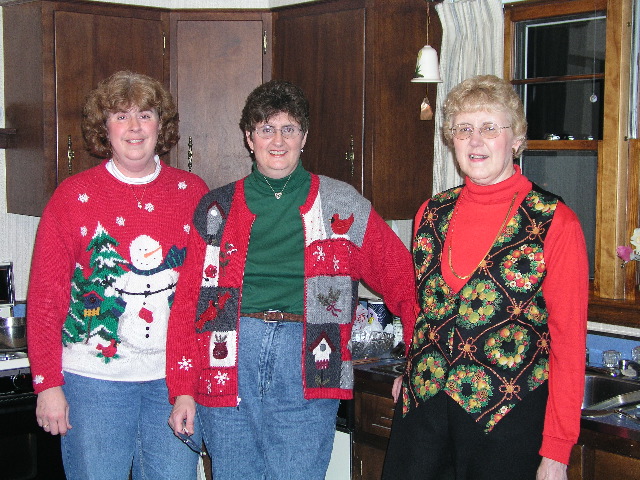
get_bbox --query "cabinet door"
[54,10,167,184]
[352,442,386,480]
[4,2,167,216]
[274,4,365,192]
[593,449,640,480]
[173,19,264,189]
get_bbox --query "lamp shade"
[411,45,442,83]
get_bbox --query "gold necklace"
[447,191,519,280]
[262,173,292,199]
[129,184,148,209]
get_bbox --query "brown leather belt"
[243,311,304,323]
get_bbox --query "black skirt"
[382,383,548,480]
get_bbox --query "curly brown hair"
[82,71,179,158]
[443,75,527,157]
[239,80,310,135]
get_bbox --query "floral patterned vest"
[405,185,558,433]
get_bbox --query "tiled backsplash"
[587,322,640,366]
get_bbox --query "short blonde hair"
[443,75,527,157]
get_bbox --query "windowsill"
[527,140,598,151]
[589,286,640,328]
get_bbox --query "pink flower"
[617,245,634,263]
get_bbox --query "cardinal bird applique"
[196,291,232,330]
[330,213,354,238]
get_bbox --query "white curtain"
[432,0,505,194]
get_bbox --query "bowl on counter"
[0,316,26,350]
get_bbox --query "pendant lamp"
[412,1,441,120]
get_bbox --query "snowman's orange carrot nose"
[144,246,162,258]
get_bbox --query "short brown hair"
[443,75,527,157]
[82,71,179,158]
[239,80,310,134]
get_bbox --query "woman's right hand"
[168,395,197,436]
[36,386,72,436]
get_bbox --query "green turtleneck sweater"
[241,161,311,315]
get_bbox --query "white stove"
[0,351,30,371]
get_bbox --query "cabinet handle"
[187,136,193,172]
[345,135,355,176]
[67,135,75,175]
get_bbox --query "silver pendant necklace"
[262,173,292,199]
[129,184,148,209]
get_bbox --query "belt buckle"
[263,310,283,323]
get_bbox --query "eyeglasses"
[176,432,207,457]
[450,123,511,140]
[254,125,303,140]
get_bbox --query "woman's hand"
[168,395,197,436]
[536,456,567,480]
[36,386,72,436]
[391,375,403,403]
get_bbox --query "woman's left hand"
[536,456,567,480]
[168,395,197,437]
[391,375,402,403]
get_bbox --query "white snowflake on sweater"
[116,217,125,226]
[178,181,187,190]
[34,374,44,384]
[178,356,193,370]
[183,224,191,234]
[144,203,154,212]
[313,245,326,262]
[78,193,89,203]
[80,226,88,237]
[214,371,230,385]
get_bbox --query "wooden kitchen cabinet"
[568,428,640,480]
[353,383,395,479]
[168,10,272,189]
[272,0,438,219]
[3,0,169,216]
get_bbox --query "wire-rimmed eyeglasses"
[254,125,303,140]
[450,123,511,140]
[176,431,207,457]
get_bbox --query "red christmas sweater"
[414,167,588,465]
[26,160,209,393]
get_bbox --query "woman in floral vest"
[383,75,588,480]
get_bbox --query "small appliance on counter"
[0,261,16,318]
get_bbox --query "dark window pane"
[520,150,597,278]
[516,14,605,78]
[520,80,604,140]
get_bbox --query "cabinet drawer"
[357,392,395,439]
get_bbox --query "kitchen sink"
[582,372,640,409]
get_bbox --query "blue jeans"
[61,373,201,480]
[198,316,339,480]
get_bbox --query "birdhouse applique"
[82,291,104,317]
[309,331,336,370]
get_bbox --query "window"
[511,9,605,278]
[505,0,635,306]
[514,13,606,141]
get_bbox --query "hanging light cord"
[590,0,598,103]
